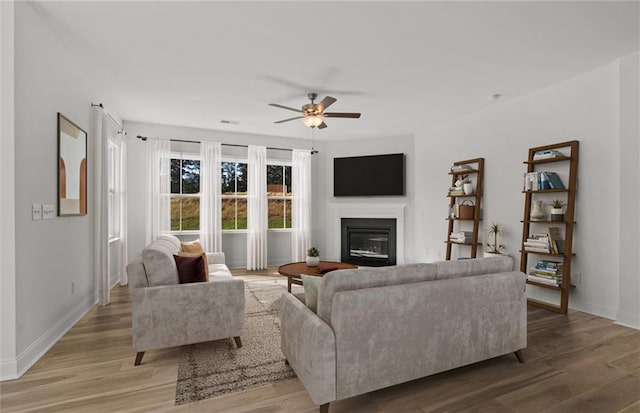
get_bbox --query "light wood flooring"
[1,268,639,413]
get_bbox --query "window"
[107,142,120,239]
[221,161,248,230]
[170,155,200,231]
[267,163,292,229]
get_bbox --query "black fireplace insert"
[341,218,397,267]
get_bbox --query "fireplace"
[341,218,397,267]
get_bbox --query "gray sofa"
[127,234,245,365]
[280,256,526,413]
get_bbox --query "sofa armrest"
[131,278,244,351]
[206,251,226,265]
[280,293,336,406]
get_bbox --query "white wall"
[1,0,18,380]
[414,60,633,321]
[312,135,416,263]
[617,52,640,328]
[124,121,313,268]
[4,2,121,378]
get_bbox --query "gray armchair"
[127,235,244,365]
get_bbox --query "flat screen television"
[334,153,405,196]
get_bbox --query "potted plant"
[549,199,566,221]
[306,247,320,267]
[484,222,506,257]
[462,177,473,195]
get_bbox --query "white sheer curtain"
[145,139,171,243]
[118,131,128,285]
[291,149,312,262]
[92,105,109,305]
[200,141,222,252]
[247,145,267,270]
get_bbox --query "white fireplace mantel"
[328,203,406,264]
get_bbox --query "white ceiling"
[32,1,639,140]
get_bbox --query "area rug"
[175,279,302,405]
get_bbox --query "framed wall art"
[58,113,87,216]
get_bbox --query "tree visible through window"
[221,161,248,230]
[267,164,292,229]
[171,156,200,231]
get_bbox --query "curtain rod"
[135,135,293,152]
[91,103,126,134]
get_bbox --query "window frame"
[266,160,293,231]
[107,140,120,242]
[169,152,201,235]
[221,157,249,233]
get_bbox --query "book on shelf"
[545,172,565,189]
[546,227,564,254]
[448,187,465,196]
[450,231,473,243]
[522,171,565,191]
[527,274,561,286]
[532,149,564,160]
[450,164,474,173]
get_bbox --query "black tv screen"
[334,153,405,196]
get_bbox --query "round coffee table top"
[277,261,357,277]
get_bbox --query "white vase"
[463,183,473,195]
[530,200,545,220]
[306,256,320,267]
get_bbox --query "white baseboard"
[0,357,18,381]
[569,298,617,321]
[2,294,97,381]
[615,309,640,330]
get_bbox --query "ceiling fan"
[269,92,361,129]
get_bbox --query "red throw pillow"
[174,254,207,284]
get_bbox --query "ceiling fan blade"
[269,103,302,113]
[317,121,328,129]
[274,116,304,124]
[324,112,361,119]
[317,96,337,112]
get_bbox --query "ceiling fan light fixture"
[302,115,323,128]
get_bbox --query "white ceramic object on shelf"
[530,200,545,220]
[463,183,473,195]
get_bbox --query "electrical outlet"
[42,205,55,219]
[32,204,42,220]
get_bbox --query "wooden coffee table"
[278,261,357,292]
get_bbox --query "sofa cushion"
[174,254,207,283]
[317,263,437,324]
[434,256,513,280]
[301,274,321,313]
[141,238,181,286]
[159,234,182,250]
[181,240,204,254]
[209,263,233,278]
[177,251,209,281]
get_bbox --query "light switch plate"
[42,205,55,219]
[32,204,42,220]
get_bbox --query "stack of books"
[523,171,565,191]
[450,231,473,243]
[448,186,465,196]
[532,149,564,160]
[528,260,564,286]
[450,164,474,173]
[524,233,551,253]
